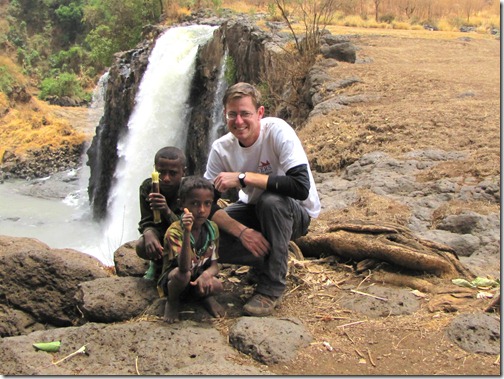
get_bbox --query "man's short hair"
[223,82,262,109]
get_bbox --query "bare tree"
[373,0,380,22]
[275,0,338,57]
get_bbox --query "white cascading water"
[208,50,228,149]
[97,25,217,265]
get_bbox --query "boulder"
[0,236,111,327]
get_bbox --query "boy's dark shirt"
[138,178,182,244]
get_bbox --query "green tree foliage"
[4,0,163,101]
[84,25,114,68]
[39,72,90,100]
[83,0,162,54]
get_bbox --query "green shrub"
[39,72,89,101]
[0,66,15,94]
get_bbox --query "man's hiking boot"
[243,292,282,317]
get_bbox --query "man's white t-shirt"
[204,117,321,218]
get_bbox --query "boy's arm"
[177,229,192,273]
[177,209,193,273]
[202,259,219,279]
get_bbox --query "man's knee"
[256,192,289,215]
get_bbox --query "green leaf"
[451,278,475,288]
[33,341,61,352]
[471,277,500,289]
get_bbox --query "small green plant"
[0,66,15,94]
[224,55,236,86]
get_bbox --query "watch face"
[239,173,245,179]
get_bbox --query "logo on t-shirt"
[258,160,272,174]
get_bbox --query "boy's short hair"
[178,176,214,202]
[154,146,186,166]
[223,82,262,109]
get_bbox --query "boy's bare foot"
[163,299,180,323]
[202,296,225,318]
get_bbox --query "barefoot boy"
[158,176,224,323]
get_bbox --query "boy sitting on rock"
[157,176,225,323]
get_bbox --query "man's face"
[225,96,264,148]
[155,157,185,197]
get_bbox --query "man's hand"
[143,229,163,260]
[213,172,240,193]
[239,228,270,258]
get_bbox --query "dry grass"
[0,98,87,161]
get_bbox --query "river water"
[0,175,109,264]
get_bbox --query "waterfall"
[97,25,217,265]
[208,50,229,148]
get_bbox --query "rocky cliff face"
[86,25,165,219]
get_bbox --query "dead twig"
[493,354,500,365]
[393,332,415,349]
[354,348,365,358]
[356,272,372,290]
[343,330,354,343]
[52,344,88,366]
[315,314,350,321]
[367,348,376,367]
[351,289,388,301]
[337,320,367,328]
[135,356,140,375]
[284,284,302,297]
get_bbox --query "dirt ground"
[214,28,500,375]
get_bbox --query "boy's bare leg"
[164,269,190,323]
[202,295,225,318]
[164,296,180,323]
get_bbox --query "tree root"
[296,220,474,279]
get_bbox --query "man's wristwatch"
[238,172,247,188]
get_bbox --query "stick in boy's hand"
[182,207,193,232]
